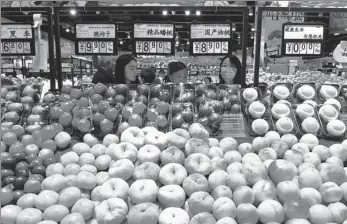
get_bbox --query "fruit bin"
[270,83,294,105]
[128,84,150,106]
[171,102,197,130]
[316,104,347,140]
[292,82,318,104]
[270,103,302,138]
[240,87,262,112]
[149,84,173,104]
[28,103,51,127]
[245,100,272,137]
[173,83,196,105]
[145,101,172,133]
[316,83,341,104]
[102,84,129,105]
[195,83,218,108]
[19,84,42,105]
[119,101,147,129]
[292,104,324,138]
[197,99,224,136]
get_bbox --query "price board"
[282,23,325,56]
[190,23,231,56]
[1,24,35,56]
[133,23,175,56]
[74,23,116,55]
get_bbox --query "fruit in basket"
[138,95,148,104]
[324,98,341,111]
[302,117,320,134]
[70,89,82,100]
[90,94,103,105]
[276,117,294,134]
[200,104,213,117]
[242,88,258,102]
[271,103,290,120]
[297,85,316,101]
[137,84,150,96]
[273,85,290,100]
[159,90,171,103]
[22,86,36,97]
[151,85,162,98]
[20,96,34,105]
[206,90,217,100]
[320,85,338,100]
[296,104,315,120]
[129,90,139,102]
[251,119,269,135]
[115,84,128,96]
[327,120,346,137]
[61,85,72,94]
[172,103,184,116]
[157,115,168,129]
[249,101,266,119]
[318,105,338,123]
[105,88,117,98]
[42,93,56,103]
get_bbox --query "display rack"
[253,6,347,87]
[61,56,93,86]
[1,7,56,89]
[53,6,250,89]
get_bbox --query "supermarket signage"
[282,23,325,56]
[74,23,117,55]
[133,23,175,56]
[189,23,231,56]
[0,23,35,56]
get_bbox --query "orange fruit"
[77,97,90,108]
[2,132,17,146]
[0,127,10,139]
[133,102,146,115]
[97,101,110,114]
[59,93,71,102]
[100,119,113,134]
[128,114,143,128]
[61,101,75,113]
[59,112,73,127]
[157,115,168,128]
[70,88,83,99]
[156,102,170,115]
[9,141,25,154]
[42,139,57,152]
[92,112,106,126]
[77,119,91,132]
[11,125,24,138]
[50,106,64,119]
[121,106,133,121]
[147,108,158,122]
[91,94,103,105]
[51,123,64,135]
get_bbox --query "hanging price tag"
[2,42,10,54]
[164,42,171,54]
[221,42,228,54]
[214,42,222,54]
[23,42,30,54]
[1,23,35,55]
[306,42,314,54]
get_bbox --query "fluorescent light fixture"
[176,41,179,45]
[196,10,201,16]
[187,41,190,45]
[127,33,131,38]
[238,35,241,39]
[232,24,236,31]
[120,40,123,45]
[163,10,168,15]
[70,9,76,15]
[66,28,70,32]
[249,7,253,16]
[185,10,190,16]
[335,33,340,36]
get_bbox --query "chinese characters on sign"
[190,24,231,55]
[134,24,174,39]
[75,24,116,55]
[282,23,325,56]
[1,24,34,55]
[133,23,175,55]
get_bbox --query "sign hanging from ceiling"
[282,23,325,57]
[0,23,35,56]
[133,23,175,55]
[74,23,117,55]
[189,23,231,56]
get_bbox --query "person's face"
[169,68,188,83]
[220,59,237,84]
[124,60,138,81]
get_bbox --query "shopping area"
[2,1,347,224]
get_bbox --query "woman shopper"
[219,54,242,85]
[114,54,141,85]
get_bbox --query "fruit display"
[150,84,172,104]
[128,84,150,105]
[317,104,346,139]
[241,87,262,106]
[293,103,324,137]
[197,100,224,135]
[218,84,242,114]
[271,83,293,104]
[145,101,171,131]
[245,100,271,136]
[173,83,196,104]
[317,84,340,104]
[171,102,196,130]
[120,101,147,130]
[195,83,218,107]
[270,102,301,136]
[293,83,317,104]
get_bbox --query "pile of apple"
[173,84,196,104]
[3,122,347,224]
[195,84,218,107]
[197,100,224,135]
[218,84,242,114]
[171,103,196,130]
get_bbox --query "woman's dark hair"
[114,54,139,84]
[219,54,242,85]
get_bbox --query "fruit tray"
[195,83,218,108]
[240,87,262,113]
[316,83,341,104]
[1,103,30,127]
[173,83,196,105]
[103,84,129,105]
[270,83,294,104]
[269,104,302,137]
[244,100,272,137]
[149,84,173,104]
[170,102,197,131]
[144,101,172,133]
[292,104,324,138]
[128,84,150,106]
[92,103,123,140]
[197,99,224,136]
[292,82,318,105]
[316,104,347,140]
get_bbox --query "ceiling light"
[185,10,190,16]
[120,40,123,45]
[335,33,340,36]
[163,10,168,16]
[232,24,236,31]
[127,33,131,38]
[248,7,253,16]
[70,9,76,15]
[66,28,70,32]
[176,41,179,45]
[238,35,241,39]
[196,10,201,16]
[187,41,190,45]
[251,24,255,31]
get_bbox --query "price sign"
[75,23,117,55]
[190,23,232,56]
[1,24,35,56]
[282,23,325,56]
[133,23,175,55]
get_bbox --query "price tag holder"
[133,22,175,56]
[1,23,35,56]
[189,23,232,56]
[74,23,117,55]
[282,23,325,56]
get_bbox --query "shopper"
[140,67,161,84]
[92,56,116,84]
[114,54,141,85]
[164,61,188,84]
[219,54,242,85]
[204,77,212,84]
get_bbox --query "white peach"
[137,144,161,164]
[212,197,236,220]
[185,153,212,175]
[129,179,158,204]
[133,162,160,181]
[160,146,185,165]
[158,185,186,208]
[183,173,209,196]
[159,163,187,185]
[108,159,134,180]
